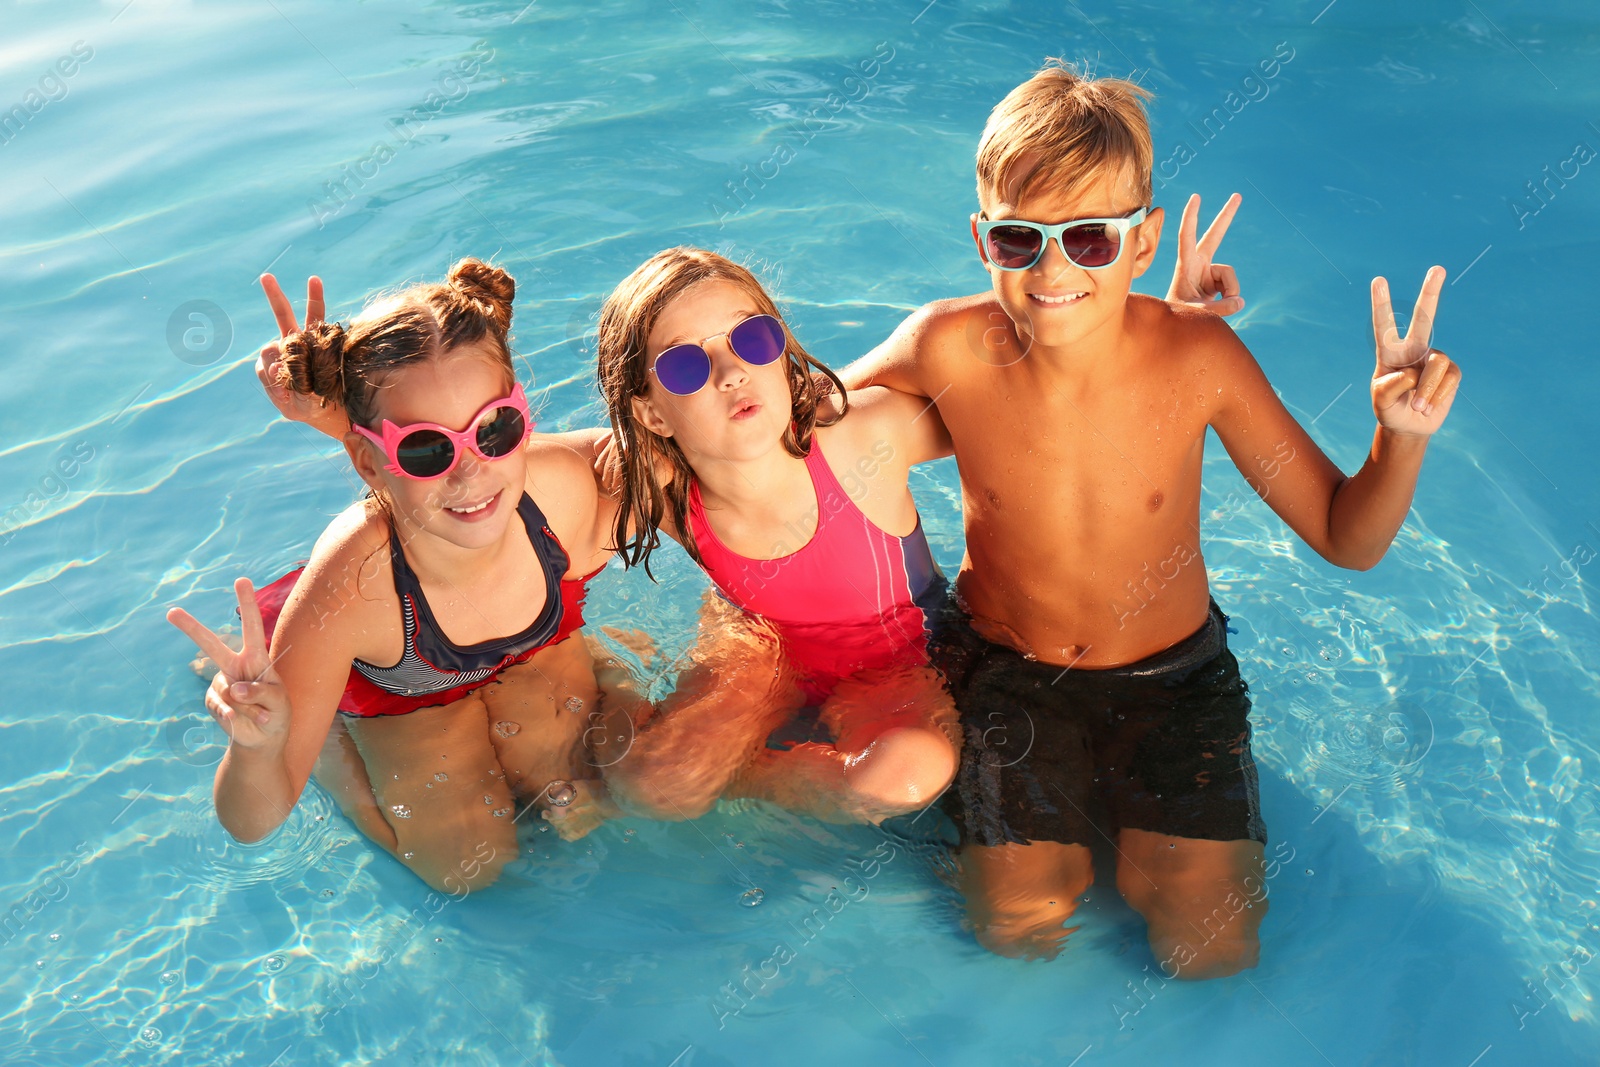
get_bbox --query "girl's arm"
[168,516,382,842]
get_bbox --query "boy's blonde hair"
[976,60,1153,209]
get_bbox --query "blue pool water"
[2,1,1598,1063]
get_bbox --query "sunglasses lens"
[1061,222,1121,267]
[395,429,455,478]
[654,344,712,396]
[729,315,786,366]
[476,405,527,458]
[986,224,1044,269]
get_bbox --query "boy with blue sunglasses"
[844,61,1460,977]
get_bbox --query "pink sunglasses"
[351,383,533,480]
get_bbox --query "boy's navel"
[1148,490,1164,512]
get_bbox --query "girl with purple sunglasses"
[579,247,963,827]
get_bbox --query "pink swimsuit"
[686,438,945,702]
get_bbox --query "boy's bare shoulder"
[1131,293,1250,372]
[900,292,1011,363]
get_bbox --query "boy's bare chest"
[938,376,1207,516]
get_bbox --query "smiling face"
[975,161,1163,355]
[628,279,795,469]
[344,343,528,549]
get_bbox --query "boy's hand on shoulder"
[1166,193,1245,317]
[1370,266,1461,438]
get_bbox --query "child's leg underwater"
[600,594,800,821]
[954,840,1095,960]
[1116,829,1266,980]
[730,664,960,824]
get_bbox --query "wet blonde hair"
[596,247,847,577]
[976,59,1153,209]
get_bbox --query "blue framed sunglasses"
[650,313,787,396]
[976,206,1150,271]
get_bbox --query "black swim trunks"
[933,600,1266,849]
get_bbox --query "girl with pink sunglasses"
[167,259,788,893]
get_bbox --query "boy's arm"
[1206,267,1460,571]
[840,304,937,397]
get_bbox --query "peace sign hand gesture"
[166,578,291,752]
[1370,266,1462,437]
[257,273,350,439]
[1166,193,1245,316]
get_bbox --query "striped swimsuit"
[255,493,597,717]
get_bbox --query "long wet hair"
[596,247,848,578]
[274,258,517,515]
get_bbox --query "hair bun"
[447,258,515,335]
[278,320,348,403]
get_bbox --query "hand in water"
[1166,192,1244,316]
[257,272,350,439]
[166,578,290,751]
[1370,266,1461,436]
[541,779,622,841]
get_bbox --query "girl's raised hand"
[1166,192,1245,316]
[1370,266,1462,437]
[166,578,292,751]
[258,273,350,439]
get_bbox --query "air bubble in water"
[139,1027,162,1045]
[564,697,584,714]
[321,889,335,898]
[160,971,180,985]
[435,772,449,782]
[35,959,44,968]
[391,804,412,819]
[1305,868,1315,876]
[263,955,286,973]
[740,888,766,907]
[547,781,576,807]
[48,933,60,942]
[493,807,512,818]
[495,721,521,738]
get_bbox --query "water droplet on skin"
[403,851,415,860]
[263,955,286,973]
[48,933,60,942]
[160,971,180,985]
[564,697,584,714]
[390,804,412,819]
[483,795,494,805]
[547,781,577,807]
[740,888,766,907]
[392,773,400,780]
[435,772,449,782]
[494,721,521,738]
[492,807,512,818]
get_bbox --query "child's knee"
[845,725,958,814]
[1135,880,1266,980]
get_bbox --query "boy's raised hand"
[258,273,350,438]
[1167,192,1245,316]
[166,578,291,752]
[1370,266,1461,437]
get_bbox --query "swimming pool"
[3,0,1598,1062]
